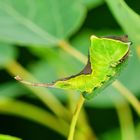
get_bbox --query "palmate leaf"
[15,35,131,99]
[0,0,86,46]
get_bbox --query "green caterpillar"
[15,35,131,99]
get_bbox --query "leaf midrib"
[0,1,59,45]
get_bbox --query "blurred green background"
[0,0,140,140]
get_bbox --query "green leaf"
[0,0,86,46]
[105,0,140,45]
[0,134,21,140]
[82,0,104,9]
[0,82,27,98]
[99,128,121,140]
[0,43,17,68]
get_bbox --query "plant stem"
[113,80,140,116]
[0,98,69,136]
[67,92,97,140]
[136,46,140,59]
[67,95,85,140]
[111,95,135,140]
[58,40,87,64]
[5,60,70,119]
[77,109,97,140]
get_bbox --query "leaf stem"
[111,95,135,140]
[136,46,140,59]
[67,92,97,140]
[67,95,85,140]
[113,80,140,116]
[0,98,68,136]
[5,60,70,119]
[58,40,87,64]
